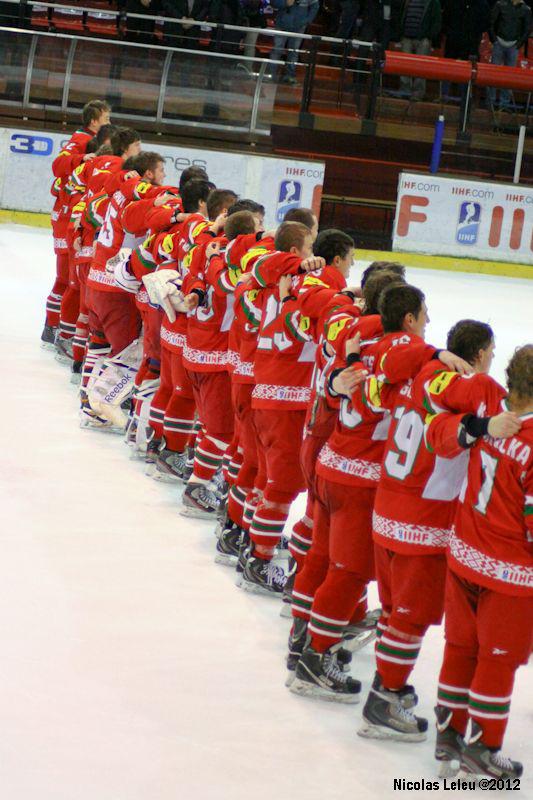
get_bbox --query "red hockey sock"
[349,587,369,625]
[288,516,313,571]
[291,549,329,621]
[250,501,289,555]
[376,623,425,690]
[467,661,515,749]
[163,394,196,453]
[45,254,69,327]
[191,434,230,483]
[227,484,248,527]
[308,568,367,652]
[242,489,261,532]
[437,642,477,736]
[59,286,80,340]
[72,311,89,364]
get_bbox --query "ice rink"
[1,222,532,800]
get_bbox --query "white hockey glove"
[106,247,132,276]
[142,269,188,323]
[114,254,141,295]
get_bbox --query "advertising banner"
[393,172,533,265]
[0,127,324,228]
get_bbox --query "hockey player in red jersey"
[42,100,111,348]
[421,345,531,780]
[358,320,501,743]
[288,283,472,702]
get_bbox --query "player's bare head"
[228,199,265,230]
[314,229,355,275]
[207,189,239,221]
[94,123,118,150]
[181,178,211,213]
[363,269,406,316]
[86,137,100,155]
[283,207,318,241]
[506,345,533,405]
[446,320,495,373]
[275,221,313,257]
[110,127,141,159]
[179,166,209,193]
[379,283,426,335]
[224,211,256,241]
[82,99,111,131]
[361,261,406,289]
[96,143,113,156]
[132,151,166,185]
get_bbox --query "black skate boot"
[358,672,427,742]
[155,446,189,484]
[286,618,310,685]
[211,467,229,505]
[289,645,361,703]
[435,705,463,778]
[280,556,297,618]
[234,532,250,587]
[40,323,57,350]
[181,482,221,520]
[70,360,83,385]
[460,722,523,780]
[55,334,74,364]
[214,520,242,566]
[145,434,162,475]
[341,607,381,653]
[241,554,287,597]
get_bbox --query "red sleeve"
[425,412,467,457]
[379,338,438,384]
[52,132,91,179]
[251,252,302,288]
[423,371,507,417]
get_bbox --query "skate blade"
[285,670,296,688]
[153,470,182,485]
[54,352,72,365]
[128,447,147,461]
[70,373,82,386]
[214,553,238,567]
[342,630,377,653]
[279,602,292,618]
[357,722,426,742]
[437,760,461,779]
[79,419,124,434]
[240,580,283,598]
[289,678,360,704]
[179,506,217,521]
[40,341,56,351]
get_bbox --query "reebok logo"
[397,607,410,615]
[492,648,508,656]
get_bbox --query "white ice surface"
[0,223,532,800]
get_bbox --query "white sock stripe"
[439,682,471,693]
[438,700,469,710]
[469,709,510,720]
[469,690,512,703]
[164,417,194,425]
[251,514,286,525]
[288,543,307,556]
[379,636,422,650]
[291,606,310,618]
[376,652,416,666]
[310,611,349,626]
[308,623,343,639]
[292,590,314,601]
[205,434,230,450]
[291,530,313,545]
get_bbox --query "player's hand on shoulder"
[278,274,293,300]
[206,241,221,259]
[83,153,96,162]
[345,331,361,358]
[487,411,522,439]
[438,350,474,375]
[301,255,325,273]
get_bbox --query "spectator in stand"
[268,0,320,85]
[440,0,490,101]
[161,0,212,48]
[488,0,532,109]
[126,0,162,42]
[398,0,442,99]
[236,0,272,75]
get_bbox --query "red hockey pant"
[149,345,195,451]
[187,370,234,482]
[45,252,69,327]
[437,569,533,749]
[292,476,375,651]
[249,408,306,555]
[87,288,141,356]
[288,432,328,570]
[374,545,447,690]
[72,262,90,363]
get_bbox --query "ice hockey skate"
[289,645,361,703]
[358,672,427,741]
[341,607,381,653]
[459,722,523,780]
[214,519,242,566]
[285,617,309,685]
[154,446,189,483]
[181,482,221,520]
[434,705,462,778]
[280,556,296,618]
[79,390,124,434]
[70,360,82,385]
[40,323,57,350]
[240,554,287,597]
[55,334,74,364]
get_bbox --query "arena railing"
[0,1,532,140]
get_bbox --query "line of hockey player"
[41,100,532,782]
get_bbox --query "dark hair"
[363,270,406,316]
[283,207,317,230]
[110,126,141,157]
[274,221,311,253]
[224,210,257,241]
[314,229,354,264]
[446,320,494,365]
[94,123,118,149]
[181,178,211,213]
[82,99,111,128]
[207,189,238,220]
[85,137,99,155]
[227,199,265,217]
[361,260,406,289]
[96,143,113,156]
[131,151,165,177]
[122,155,138,172]
[506,344,533,402]
[379,283,425,333]
[179,166,209,192]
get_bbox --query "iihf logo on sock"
[276,180,302,223]
[456,201,481,245]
